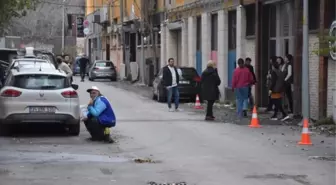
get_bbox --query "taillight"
[61,90,78,98]
[193,76,201,82]
[1,89,22,97]
[93,67,99,70]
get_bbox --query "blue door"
[228,50,236,87]
[196,51,202,75]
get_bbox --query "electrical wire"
[39,0,119,8]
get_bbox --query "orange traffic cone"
[248,106,261,128]
[194,94,203,109]
[298,118,312,145]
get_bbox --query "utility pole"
[140,1,145,84]
[119,0,127,78]
[302,0,310,121]
[62,0,65,55]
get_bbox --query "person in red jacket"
[232,58,254,118]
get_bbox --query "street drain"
[147,182,187,185]
[245,174,312,185]
[308,156,336,161]
[133,158,160,164]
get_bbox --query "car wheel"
[68,122,80,136]
[157,88,165,102]
[0,124,10,136]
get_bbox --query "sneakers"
[270,116,278,121]
[168,108,182,112]
[205,116,215,121]
[281,115,290,121]
[168,108,174,112]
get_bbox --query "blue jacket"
[87,96,116,127]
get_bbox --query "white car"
[0,67,80,136]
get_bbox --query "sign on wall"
[330,21,336,60]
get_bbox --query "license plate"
[29,107,56,113]
[180,81,190,84]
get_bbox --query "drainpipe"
[302,0,310,121]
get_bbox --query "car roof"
[10,68,66,76]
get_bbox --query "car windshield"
[96,61,114,67]
[12,74,69,90]
[179,68,198,80]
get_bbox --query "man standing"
[79,54,89,82]
[245,57,257,110]
[162,58,180,112]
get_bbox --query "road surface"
[0,76,335,185]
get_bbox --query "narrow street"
[0,76,334,185]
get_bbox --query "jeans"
[167,86,180,109]
[84,117,111,141]
[235,86,249,117]
[206,100,215,117]
[272,98,287,118]
[248,87,254,109]
[80,67,86,80]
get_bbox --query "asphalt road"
[0,76,335,185]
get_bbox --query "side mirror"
[71,84,79,90]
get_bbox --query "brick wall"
[308,34,320,119]
[327,58,336,116]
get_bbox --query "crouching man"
[82,86,116,143]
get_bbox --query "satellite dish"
[84,28,90,35]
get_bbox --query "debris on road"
[133,158,160,164]
[147,181,187,185]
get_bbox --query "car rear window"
[96,61,114,67]
[11,74,69,90]
[180,68,198,79]
[12,60,48,68]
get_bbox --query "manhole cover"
[308,156,336,161]
[147,182,187,185]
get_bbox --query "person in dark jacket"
[82,86,116,143]
[78,54,89,82]
[162,58,180,111]
[283,54,294,114]
[269,61,289,121]
[201,60,221,121]
[245,57,256,110]
[265,56,277,113]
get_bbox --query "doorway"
[130,33,136,62]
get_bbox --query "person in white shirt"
[162,58,180,111]
[57,57,73,83]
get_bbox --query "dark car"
[152,67,201,102]
[88,60,117,81]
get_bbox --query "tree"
[0,0,39,36]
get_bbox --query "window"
[95,61,115,68]
[211,13,218,50]
[137,31,141,46]
[12,74,69,90]
[245,4,255,36]
[325,0,336,29]
[180,68,198,80]
[308,0,319,31]
[196,16,202,51]
[157,32,161,45]
[269,5,276,38]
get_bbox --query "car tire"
[68,122,80,136]
[0,124,10,136]
[157,88,165,103]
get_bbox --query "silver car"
[88,60,117,81]
[0,68,80,136]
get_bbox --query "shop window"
[211,13,218,50]
[308,0,319,31]
[228,10,237,50]
[245,4,255,37]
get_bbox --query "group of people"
[161,54,293,121]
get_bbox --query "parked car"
[0,67,80,136]
[152,67,201,102]
[88,60,117,81]
[73,56,89,76]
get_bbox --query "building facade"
[161,0,336,120]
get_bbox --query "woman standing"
[201,60,221,121]
[232,58,254,118]
[265,56,277,112]
[283,54,294,114]
[269,61,290,121]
